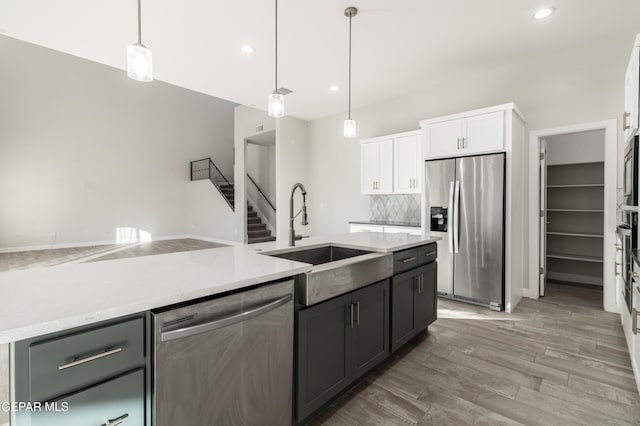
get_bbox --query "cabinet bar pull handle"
[425,251,436,257]
[421,275,424,292]
[633,308,640,335]
[102,413,129,426]
[356,302,360,325]
[615,262,620,276]
[402,257,417,263]
[456,138,460,149]
[59,347,123,371]
[624,112,630,131]
[462,137,466,148]
[350,303,354,329]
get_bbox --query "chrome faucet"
[289,183,308,246]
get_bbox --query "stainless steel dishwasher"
[152,280,294,426]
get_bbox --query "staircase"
[219,183,234,207]
[190,157,276,244]
[247,203,276,244]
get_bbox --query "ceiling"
[1,0,640,120]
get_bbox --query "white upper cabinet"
[422,110,504,158]
[361,139,393,194]
[624,36,640,143]
[394,133,422,194]
[464,111,504,153]
[426,120,462,156]
[360,131,421,195]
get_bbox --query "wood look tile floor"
[312,284,640,426]
[0,238,226,272]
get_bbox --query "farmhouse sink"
[262,244,393,306]
[267,245,371,265]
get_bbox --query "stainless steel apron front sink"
[262,244,393,306]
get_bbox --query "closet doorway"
[529,120,617,312]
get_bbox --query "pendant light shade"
[344,119,356,138]
[127,44,153,82]
[268,0,284,117]
[344,7,357,138]
[127,0,153,82]
[268,92,284,117]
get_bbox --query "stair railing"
[246,173,276,212]
[190,157,234,211]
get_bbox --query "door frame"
[527,119,618,313]
[539,139,547,297]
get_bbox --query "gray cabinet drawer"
[416,243,437,265]
[393,247,421,274]
[31,368,145,426]
[393,244,437,274]
[29,318,144,402]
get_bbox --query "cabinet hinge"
[540,267,544,275]
[540,210,544,218]
[540,152,545,160]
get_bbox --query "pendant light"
[127,0,153,82]
[344,7,357,138]
[268,0,284,117]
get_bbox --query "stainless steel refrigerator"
[425,153,505,310]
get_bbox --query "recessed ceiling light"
[533,7,555,20]
[240,45,255,54]
[329,85,339,92]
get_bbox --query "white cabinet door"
[361,142,379,195]
[350,224,384,233]
[378,140,394,193]
[361,140,393,194]
[426,119,463,156]
[624,48,639,143]
[394,134,421,194]
[463,111,504,154]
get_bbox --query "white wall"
[276,116,310,242]
[545,129,605,165]
[306,31,634,237]
[0,36,238,249]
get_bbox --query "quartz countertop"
[349,220,421,228]
[0,232,440,344]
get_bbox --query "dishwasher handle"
[160,293,292,342]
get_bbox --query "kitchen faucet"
[289,183,308,246]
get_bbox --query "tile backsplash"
[370,195,421,224]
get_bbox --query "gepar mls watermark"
[1,401,69,412]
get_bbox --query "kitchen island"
[0,232,440,426]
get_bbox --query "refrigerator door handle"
[448,181,455,253]
[453,180,460,254]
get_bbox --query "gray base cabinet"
[391,261,437,352]
[13,314,149,426]
[31,369,145,426]
[296,279,389,422]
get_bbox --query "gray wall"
[0,36,237,249]
[306,31,635,236]
[546,129,605,165]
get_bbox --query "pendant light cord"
[275,0,278,93]
[348,11,352,120]
[137,0,142,45]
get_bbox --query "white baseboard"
[0,234,242,253]
[522,286,538,299]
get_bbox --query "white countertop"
[0,232,440,344]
